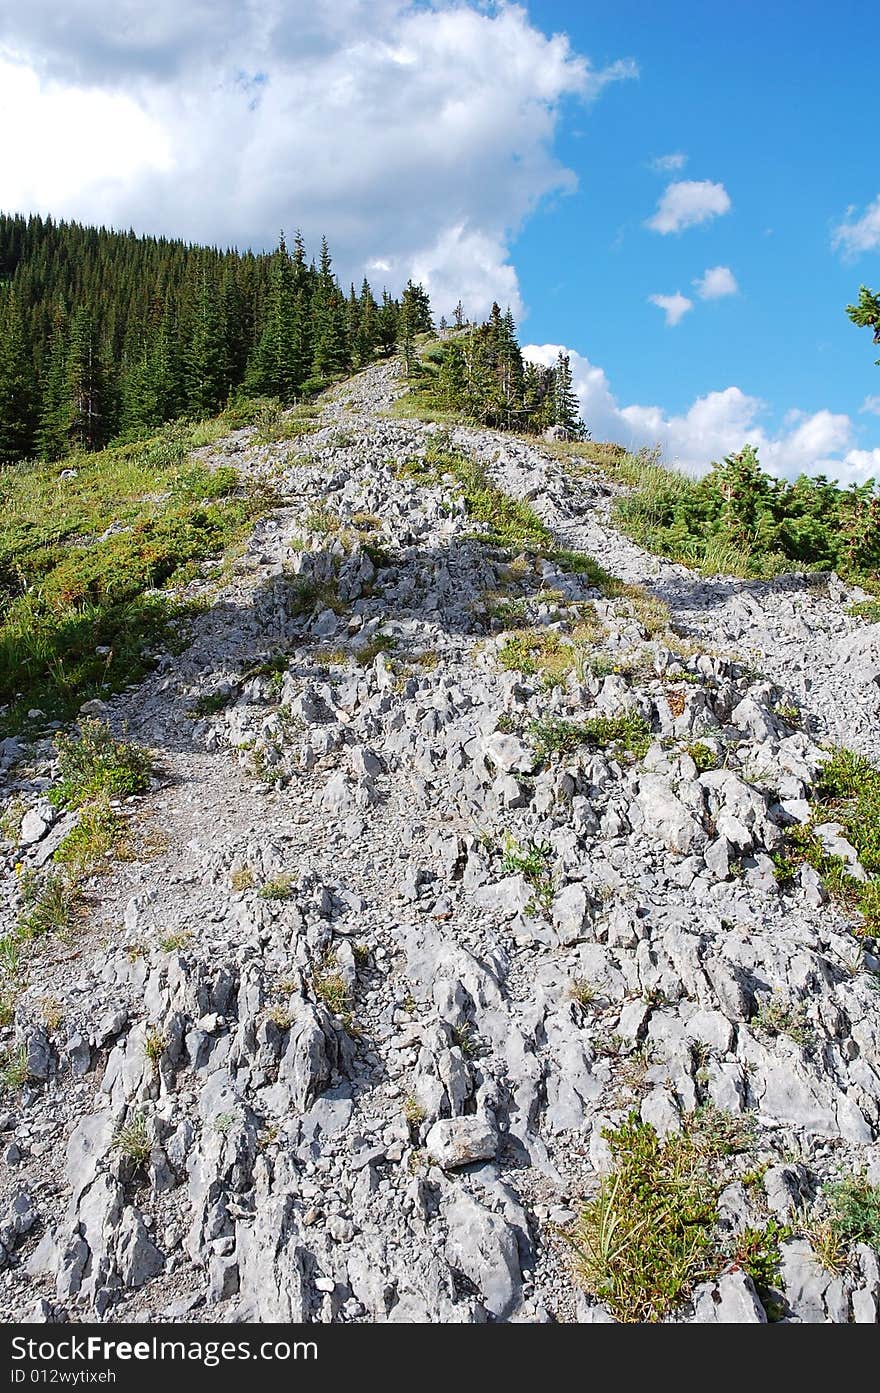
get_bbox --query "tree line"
[0,213,433,462]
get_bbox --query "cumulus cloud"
[648,291,693,326]
[646,179,731,234]
[0,0,637,319]
[650,152,687,173]
[694,265,738,300]
[861,395,880,416]
[522,343,880,484]
[833,195,880,257]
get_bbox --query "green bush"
[613,443,880,584]
[52,720,152,807]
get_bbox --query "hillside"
[0,356,879,1324]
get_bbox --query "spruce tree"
[846,285,880,364]
[186,269,228,415]
[64,306,112,452]
[37,316,69,460]
[0,294,37,461]
[552,351,586,439]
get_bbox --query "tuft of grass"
[230,867,254,892]
[581,712,652,761]
[266,1004,293,1030]
[501,835,554,910]
[849,599,880,624]
[259,874,294,901]
[158,930,192,952]
[569,977,600,1009]
[751,993,813,1049]
[685,741,719,773]
[569,1114,719,1323]
[144,1029,167,1064]
[16,872,78,940]
[189,690,230,717]
[824,1173,880,1251]
[0,1045,29,1090]
[54,799,127,874]
[112,1112,151,1166]
[773,744,880,934]
[403,1094,426,1127]
[355,634,397,666]
[52,721,152,808]
[312,952,352,1021]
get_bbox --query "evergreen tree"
[401,279,433,334]
[0,294,37,460]
[847,285,880,365]
[376,291,399,355]
[37,316,69,460]
[64,306,112,452]
[310,237,349,380]
[186,269,228,415]
[357,278,379,364]
[552,351,586,439]
[247,237,301,402]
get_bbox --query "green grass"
[500,835,554,910]
[569,1115,720,1323]
[772,745,880,934]
[850,599,880,624]
[685,741,720,773]
[0,1045,29,1091]
[16,871,78,940]
[0,416,271,724]
[824,1173,880,1251]
[312,951,352,1022]
[258,874,294,901]
[112,1112,151,1165]
[53,801,127,875]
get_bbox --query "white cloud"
[650,152,687,173]
[694,265,738,300]
[833,195,880,257]
[861,395,880,416]
[0,1,637,319]
[522,342,880,484]
[648,292,693,326]
[646,179,731,234]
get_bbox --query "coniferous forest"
[0,212,587,466]
[0,212,436,463]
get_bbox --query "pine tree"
[247,237,301,402]
[552,351,586,439]
[310,237,349,380]
[37,316,69,460]
[846,285,880,365]
[0,294,37,461]
[186,269,228,415]
[376,291,399,356]
[401,280,433,334]
[357,278,379,364]
[453,300,464,330]
[64,306,112,452]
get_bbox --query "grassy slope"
[0,403,280,730]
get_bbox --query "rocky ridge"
[1,358,879,1324]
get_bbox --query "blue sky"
[516,0,879,448]
[0,0,877,478]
